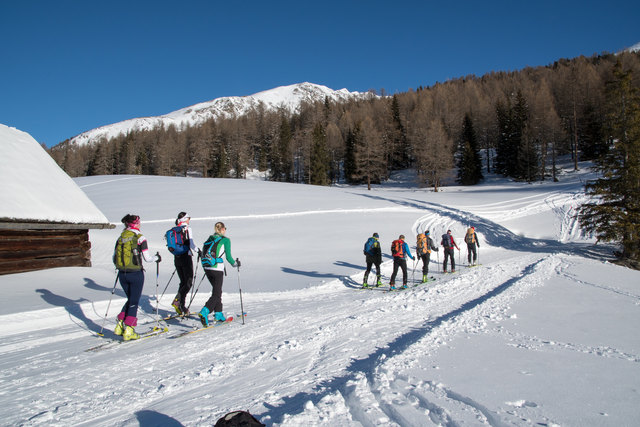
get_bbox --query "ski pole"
[159,268,176,301]
[186,272,207,311]
[97,272,119,336]
[411,258,417,285]
[236,259,245,325]
[154,252,162,330]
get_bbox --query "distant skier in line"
[362,232,383,288]
[464,226,480,266]
[441,230,459,273]
[199,222,239,326]
[113,214,161,341]
[416,230,438,282]
[170,212,200,315]
[389,235,415,290]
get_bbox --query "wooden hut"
[0,124,113,275]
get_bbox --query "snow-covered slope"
[1,164,639,426]
[68,82,372,146]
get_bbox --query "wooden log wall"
[0,229,91,275]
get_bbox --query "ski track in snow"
[1,178,631,426]
[2,249,612,426]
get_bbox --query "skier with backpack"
[416,230,438,282]
[166,212,200,316]
[199,221,239,326]
[113,214,161,341]
[441,229,460,273]
[464,226,480,265]
[362,232,382,288]
[389,234,415,290]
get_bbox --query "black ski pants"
[204,269,224,313]
[364,254,381,282]
[443,248,456,272]
[419,252,431,275]
[467,243,477,264]
[174,254,194,307]
[390,257,408,285]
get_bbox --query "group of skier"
[362,227,480,290]
[112,212,239,340]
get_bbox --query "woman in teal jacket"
[199,222,239,326]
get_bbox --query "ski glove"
[155,252,162,263]
[235,258,241,268]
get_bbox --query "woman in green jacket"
[199,221,239,326]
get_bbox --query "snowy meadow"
[0,165,639,426]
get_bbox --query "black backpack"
[214,411,264,427]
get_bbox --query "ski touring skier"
[416,229,438,282]
[113,214,161,341]
[167,212,200,316]
[464,226,480,265]
[440,229,459,273]
[199,222,239,326]
[389,234,415,290]
[362,232,383,288]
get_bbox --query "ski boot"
[123,325,139,341]
[389,284,396,291]
[401,284,408,289]
[422,274,428,283]
[362,277,369,289]
[114,319,124,336]
[172,297,183,315]
[199,307,210,327]
[375,275,383,287]
[214,311,226,322]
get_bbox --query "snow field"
[1,167,639,426]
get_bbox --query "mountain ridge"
[68,82,372,146]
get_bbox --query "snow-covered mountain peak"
[68,83,371,147]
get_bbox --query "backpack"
[215,411,264,427]
[391,239,405,257]
[442,233,453,249]
[364,237,377,255]
[416,233,429,255]
[114,229,142,271]
[165,226,189,256]
[465,228,476,245]
[201,235,224,268]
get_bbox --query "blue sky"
[1,1,638,147]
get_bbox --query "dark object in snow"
[214,410,264,427]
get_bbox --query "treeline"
[49,51,640,190]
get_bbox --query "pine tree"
[271,116,293,182]
[344,125,358,184]
[456,113,483,185]
[579,60,640,267]
[309,123,329,185]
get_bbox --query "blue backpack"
[201,235,225,268]
[364,237,377,255]
[166,226,189,256]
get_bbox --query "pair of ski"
[168,316,234,339]
[86,313,240,352]
[380,277,436,293]
[85,325,169,352]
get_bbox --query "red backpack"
[391,239,405,257]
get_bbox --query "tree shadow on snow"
[281,267,362,289]
[260,259,546,424]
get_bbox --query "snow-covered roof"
[0,124,111,227]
